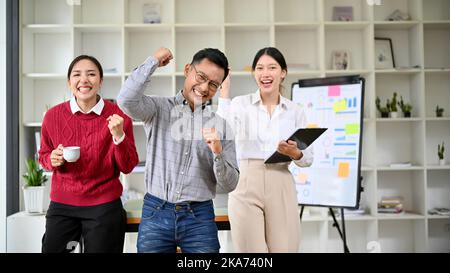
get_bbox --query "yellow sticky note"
[338,162,350,178]
[333,100,347,113]
[297,173,308,184]
[307,123,319,128]
[345,124,360,135]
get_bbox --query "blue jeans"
[137,193,220,253]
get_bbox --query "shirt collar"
[70,95,104,115]
[176,90,208,111]
[252,89,288,109]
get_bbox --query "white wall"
[0,0,7,253]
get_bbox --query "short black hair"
[67,55,103,80]
[190,48,229,82]
[251,47,287,72]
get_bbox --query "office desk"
[124,200,230,232]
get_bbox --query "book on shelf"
[378,197,404,214]
[389,162,412,168]
[428,208,450,216]
[380,196,404,204]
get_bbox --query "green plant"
[438,142,445,160]
[398,96,412,113]
[390,92,398,112]
[22,159,47,187]
[376,96,389,115]
[436,105,444,117]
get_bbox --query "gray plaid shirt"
[117,57,239,203]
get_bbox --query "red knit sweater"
[39,100,139,206]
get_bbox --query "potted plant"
[376,96,389,118]
[438,142,445,166]
[22,159,48,214]
[436,105,444,117]
[398,96,412,118]
[389,92,399,118]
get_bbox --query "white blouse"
[217,90,313,167]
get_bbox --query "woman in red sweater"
[38,55,139,253]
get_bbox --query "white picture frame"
[332,50,350,70]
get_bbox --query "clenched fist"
[154,47,173,67]
[107,114,124,142]
[202,128,222,155]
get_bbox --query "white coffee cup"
[63,146,80,162]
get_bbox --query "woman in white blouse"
[217,47,313,253]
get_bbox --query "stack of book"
[378,197,404,214]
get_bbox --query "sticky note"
[338,162,350,178]
[328,85,341,97]
[345,124,360,135]
[297,173,308,184]
[307,123,319,128]
[333,100,347,112]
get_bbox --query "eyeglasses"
[191,65,221,92]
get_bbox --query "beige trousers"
[228,159,300,253]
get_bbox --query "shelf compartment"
[73,0,123,24]
[424,24,450,70]
[376,122,425,167]
[125,0,174,24]
[275,25,320,71]
[425,122,450,166]
[375,73,423,118]
[426,170,450,216]
[225,26,270,72]
[74,28,123,75]
[175,0,222,24]
[22,0,73,25]
[125,27,174,74]
[425,73,450,119]
[299,221,327,253]
[375,24,422,70]
[324,0,372,22]
[377,170,426,216]
[327,220,377,253]
[225,0,270,24]
[175,26,222,72]
[423,0,450,21]
[22,30,72,74]
[373,0,422,21]
[22,78,70,124]
[325,26,371,70]
[378,219,426,252]
[428,218,450,252]
[274,0,319,23]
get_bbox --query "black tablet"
[264,128,327,164]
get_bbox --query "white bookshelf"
[18,0,450,253]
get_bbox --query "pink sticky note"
[328,85,341,97]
